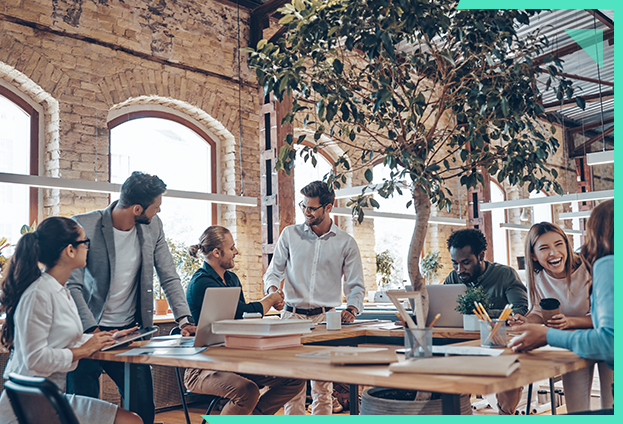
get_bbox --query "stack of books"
[212,319,312,350]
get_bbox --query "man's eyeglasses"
[72,238,90,249]
[299,201,327,213]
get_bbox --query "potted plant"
[374,250,395,303]
[153,238,202,315]
[420,251,444,285]
[455,286,492,331]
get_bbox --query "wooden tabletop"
[301,323,480,344]
[92,341,592,396]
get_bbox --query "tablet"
[101,326,159,351]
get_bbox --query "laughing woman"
[0,217,141,424]
[509,221,613,412]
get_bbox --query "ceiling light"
[480,189,613,211]
[0,172,258,207]
[586,150,614,166]
[500,223,582,235]
[331,207,466,226]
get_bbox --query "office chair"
[170,327,224,424]
[4,373,80,424]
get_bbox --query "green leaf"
[364,168,373,183]
[501,98,509,117]
[333,59,343,74]
[575,96,586,110]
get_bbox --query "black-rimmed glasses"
[72,238,90,249]
[298,201,327,213]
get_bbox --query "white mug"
[326,310,342,331]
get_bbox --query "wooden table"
[302,323,480,345]
[92,339,592,415]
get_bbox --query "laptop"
[194,286,241,347]
[424,284,467,327]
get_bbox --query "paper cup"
[540,298,561,325]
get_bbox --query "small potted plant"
[455,286,492,331]
[420,251,444,285]
[374,250,395,303]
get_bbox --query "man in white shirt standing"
[66,171,192,424]
[263,181,365,415]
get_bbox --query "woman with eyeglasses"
[0,216,141,424]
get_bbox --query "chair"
[170,327,224,424]
[4,373,80,424]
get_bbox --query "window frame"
[107,110,218,225]
[0,85,39,226]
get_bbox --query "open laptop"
[425,284,467,327]
[194,286,241,347]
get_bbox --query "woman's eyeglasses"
[72,238,90,249]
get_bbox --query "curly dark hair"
[300,180,335,207]
[118,171,167,210]
[446,228,488,256]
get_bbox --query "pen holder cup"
[479,319,507,348]
[404,327,433,359]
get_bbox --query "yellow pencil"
[428,313,441,328]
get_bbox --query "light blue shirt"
[547,255,614,369]
[263,221,365,312]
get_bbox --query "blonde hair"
[525,222,583,313]
[188,226,231,259]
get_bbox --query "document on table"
[296,347,390,358]
[390,354,521,377]
[396,346,504,356]
[116,347,206,357]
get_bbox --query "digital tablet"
[100,326,159,351]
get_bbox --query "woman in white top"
[510,222,613,412]
[0,216,142,424]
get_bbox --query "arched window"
[293,146,333,224]
[0,86,38,246]
[372,163,414,287]
[490,182,508,265]
[108,112,216,246]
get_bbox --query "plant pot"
[154,299,169,315]
[463,314,479,331]
[360,387,472,415]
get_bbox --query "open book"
[389,354,520,377]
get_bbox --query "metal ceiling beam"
[542,90,614,111]
[533,28,614,65]
[567,116,614,134]
[585,9,614,30]
[556,72,614,87]
[572,126,615,156]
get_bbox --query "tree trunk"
[407,188,431,321]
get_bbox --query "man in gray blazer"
[66,171,192,424]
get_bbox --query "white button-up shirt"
[3,272,91,389]
[263,221,365,312]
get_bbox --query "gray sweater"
[444,260,528,316]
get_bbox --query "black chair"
[4,373,80,424]
[170,327,224,424]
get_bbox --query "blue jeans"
[67,358,155,424]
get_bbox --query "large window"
[490,182,508,265]
[372,164,414,288]
[0,87,38,248]
[293,147,333,225]
[109,113,216,246]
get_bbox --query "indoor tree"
[245,0,580,316]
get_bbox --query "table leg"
[440,393,462,415]
[349,384,359,415]
[549,378,556,415]
[123,362,140,411]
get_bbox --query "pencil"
[428,313,441,328]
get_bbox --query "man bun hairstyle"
[118,171,167,210]
[188,226,231,259]
[300,180,335,207]
[447,228,488,256]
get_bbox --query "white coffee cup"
[326,310,342,331]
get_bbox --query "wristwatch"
[345,307,357,317]
[177,316,193,329]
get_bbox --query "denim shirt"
[547,255,614,369]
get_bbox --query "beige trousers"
[281,309,334,415]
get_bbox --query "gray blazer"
[67,201,191,332]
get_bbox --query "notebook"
[194,286,241,347]
[424,284,467,327]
